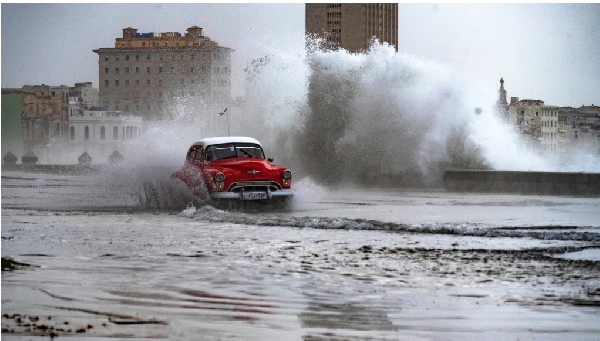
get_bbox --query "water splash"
[278,41,492,187]
[88,38,599,208]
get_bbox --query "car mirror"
[268,158,274,162]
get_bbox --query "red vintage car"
[171,136,294,205]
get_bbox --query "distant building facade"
[500,78,559,152]
[558,105,600,151]
[305,3,398,52]
[541,105,559,152]
[1,88,24,159]
[0,83,145,164]
[93,26,233,120]
[65,108,143,162]
[508,97,559,152]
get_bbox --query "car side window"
[205,147,215,161]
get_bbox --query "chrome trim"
[227,181,281,192]
[210,189,294,200]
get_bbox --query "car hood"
[209,158,285,182]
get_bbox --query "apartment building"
[93,26,233,120]
[508,97,559,151]
[306,3,398,52]
[559,105,600,149]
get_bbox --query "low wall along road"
[444,170,600,196]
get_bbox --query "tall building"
[305,3,398,53]
[93,26,233,120]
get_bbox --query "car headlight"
[282,170,292,180]
[215,173,225,183]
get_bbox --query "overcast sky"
[2,3,599,107]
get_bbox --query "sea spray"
[87,38,598,208]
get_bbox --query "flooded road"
[2,171,600,340]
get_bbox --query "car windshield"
[205,143,265,161]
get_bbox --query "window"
[136,79,140,86]
[104,80,109,87]
[70,126,75,140]
[115,67,120,74]
[113,126,118,140]
[136,55,139,61]
[146,92,150,98]
[125,80,130,86]
[115,56,119,61]
[105,67,109,73]
[159,79,162,85]
[147,67,150,73]
[85,126,90,140]
[191,67,194,73]
[147,79,150,85]
[147,55,151,61]
[125,92,130,98]
[134,92,139,99]
[170,67,174,73]
[125,55,129,61]
[159,67,163,73]
[105,56,109,61]
[100,126,105,140]
[135,67,139,74]
[125,67,129,74]
[115,80,119,87]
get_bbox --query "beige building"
[8,83,101,163]
[541,105,559,152]
[306,3,398,53]
[559,105,600,150]
[508,97,559,152]
[93,26,233,121]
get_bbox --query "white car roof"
[191,136,262,148]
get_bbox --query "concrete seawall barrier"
[2,164,105,175]
[443,170,600,196]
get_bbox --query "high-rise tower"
[305,3,398,53]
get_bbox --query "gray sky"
[2,3,599,107]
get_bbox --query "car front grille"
[228,181,281,193]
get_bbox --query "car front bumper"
[210,189,294,201]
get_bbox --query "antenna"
[226,112,230,136]
[218,108,229,136]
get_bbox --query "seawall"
[2,164,105,175]
[444,170,600,196]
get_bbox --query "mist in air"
[105,38,600,195]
